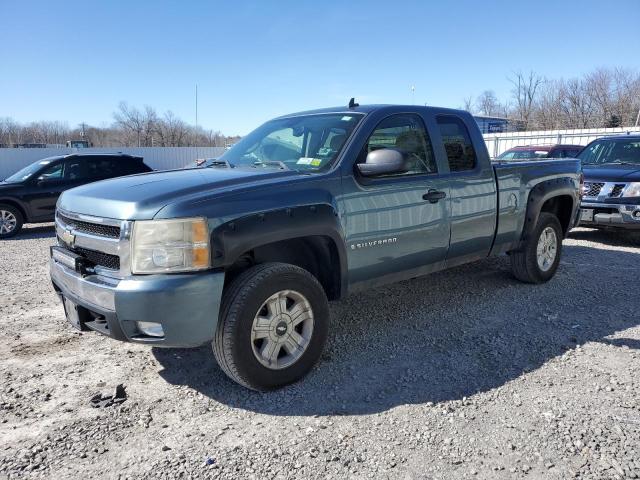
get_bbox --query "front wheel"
[510,212,563,284]
[213,263,329,391]
[0,204,23,239]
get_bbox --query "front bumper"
[579,201,640,230]
[50,258,225,347]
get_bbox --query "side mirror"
[36,176,47,186]
[356,148,408,177]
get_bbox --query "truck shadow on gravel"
[153,244,640,416]
[568,228,639,248]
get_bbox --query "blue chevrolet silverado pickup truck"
[50,103,582,390]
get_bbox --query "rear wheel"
[510,212,563,283]
[213,262,329,391]
[0,204,23,239]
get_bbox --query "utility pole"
[195,84,199,151]
[410,85,415,105]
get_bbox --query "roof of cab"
[275,104,469,119]
[63,153,142,159]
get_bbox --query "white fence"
[483,126,640,158]
[0,146,225,179]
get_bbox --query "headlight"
[131,218,210,274]
[623,182,640,198]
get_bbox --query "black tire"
[510,212,563,284]
[0,204,24,239]
[213,262,329,391]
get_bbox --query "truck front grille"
[55,209,126,274]
[74,246,121,270]
[610,184,627,198]
[57,213,121,239]
[584,182,604,197]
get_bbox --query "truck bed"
[491,158,582,255]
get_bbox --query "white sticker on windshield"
[535,151,548,155]
[297,157,322,166]
[341,116,353,121]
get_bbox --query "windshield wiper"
[207,159,234,168]
[252,160,290,171]
[597,161,639,166]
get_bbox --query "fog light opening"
[136,321,164,337]
[633,210,640,219]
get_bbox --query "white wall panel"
[0,147,225,179]
[483,126,640,157]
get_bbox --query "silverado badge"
[350,237,397,250]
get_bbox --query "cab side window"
[40,163,64,180]
[361,114,437,176]
[436,115,477,172]
[86,158,120,179]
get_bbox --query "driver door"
[340,113,451,287]
[27,158,86,220]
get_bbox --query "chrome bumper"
[50,258,226,347]
[50,258,118,311]
[580,202,640,228]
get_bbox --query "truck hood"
[58,167,301,220]
[582,164,640,182]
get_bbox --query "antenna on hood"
[348,97,359,109]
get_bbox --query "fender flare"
[210,204,348,297]
[520,177,578,246]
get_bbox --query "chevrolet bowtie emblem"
[61,228,75,247]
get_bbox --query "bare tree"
[0,109,239,148]
[113,102,146,146]
[509,71,545,129]
[155,111,189,146]
[461,95,474,113]
[531,81,561,129]
[476,90,500,116]
[561,78,594,128]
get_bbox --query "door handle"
[422,189,446,203]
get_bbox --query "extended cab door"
[340,112,451,288]
[433,114,497,268]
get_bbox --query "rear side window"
[361,113,437,176]
[63,159,86,180]
[85,157,147,178]
[117,159,146,175]
[436,115,477,172]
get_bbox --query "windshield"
[577,138,640,165]
[3,157,60,183]
[497,149,549,160]
[218,113,364,172]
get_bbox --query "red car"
[496,144,582,160]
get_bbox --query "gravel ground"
[1,224,639,480]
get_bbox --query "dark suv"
[578,135,640,241]
[0,153,152,238]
